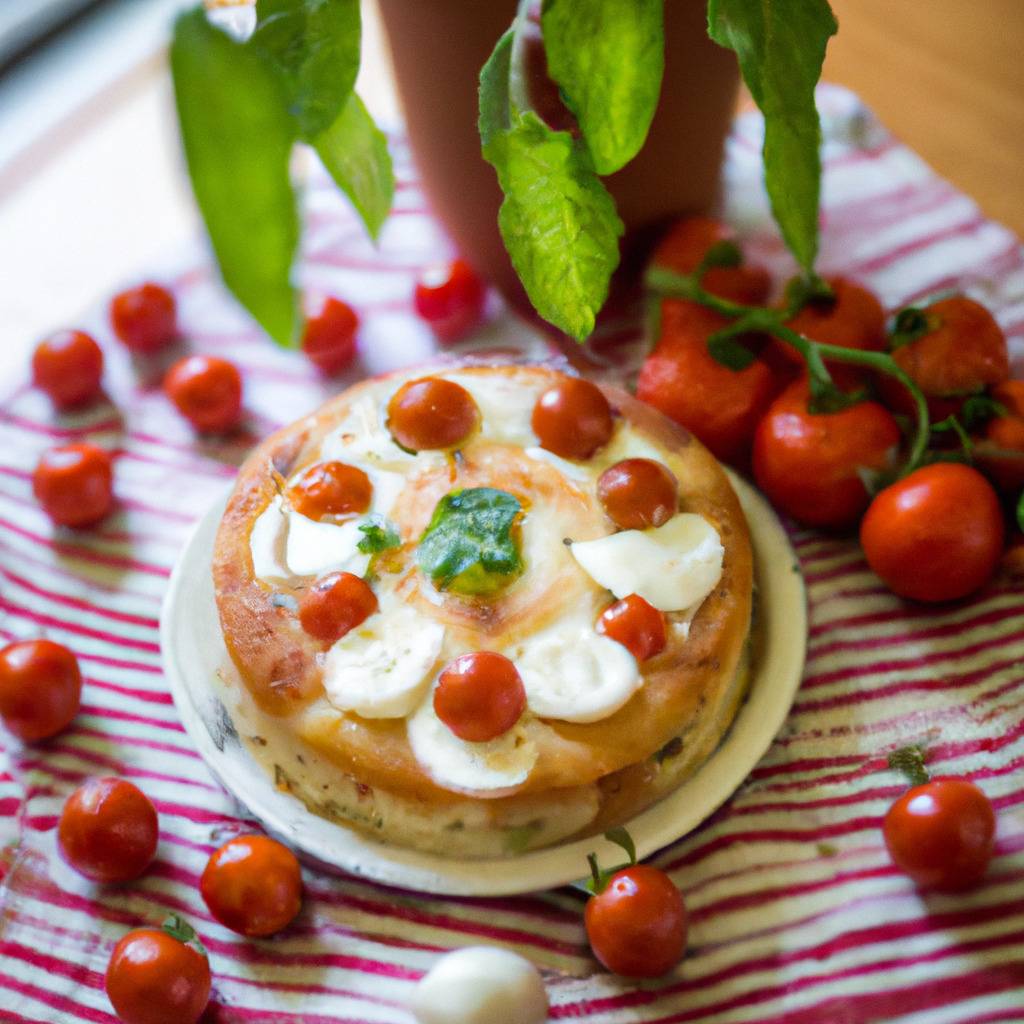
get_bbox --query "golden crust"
[213,364,753,824]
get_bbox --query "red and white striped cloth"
[1,84,1023,1023]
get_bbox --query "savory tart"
[212,363,754,857]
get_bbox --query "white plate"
[160,472,806,896]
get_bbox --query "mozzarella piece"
[249,496,290,581]
[407,690,537,792]
[323,605,445,718]
[410,947,548,1024]
[571,513,724,612]
[446,372,537,447]
[510,613,640,723]
[320,395,417,469]
[285,511,370,578]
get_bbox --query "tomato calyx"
[162,914,207,959]
[887,744,930,789]
[583,827,637,895]
[889,306,941,350]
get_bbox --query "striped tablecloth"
[1,84,1023,1024]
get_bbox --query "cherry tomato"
[636,300,778,465]
[752,379,901,529]
[302,297,359,375]
[288,461,372,520]
[860,463,1004,602]
[531,376,613,460]
[414,258,486,342]
[651,216,772,305]
[387,377,478,451]
[585,864,687,977]
[597,459,677,530]
[0,639,81,741]
[298,571,378,644]
[597,595,666,662]
[58,777,159,883]
[201,834,302,936]
[31,330,104,409]
[33,443,114,528]
[434,651,526,742]
[883,778,996,891]
[164,355,243,433]
[979,380,1024,493]
[780,276,886,357]
[106,926,211,1024]
[110,283,177,354]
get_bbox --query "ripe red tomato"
[531,376,613,460]
[288,461,372,520]
[651,216,772,305]
[105,926,210,1024]
[753,379,901,529]
[585,864,687,977]
[781,276,886,356]
[387,377,479,451]
[110,283,177,354]
[164,355,243,433]
[414,258,486,342]
[33,443,114,527]
[31,330,104,409]
[636,300,778,465]
[201,834,302,936]
[979,380,1024,493]
[58,777,159,882]
[302,296,359,374]
[883,778,996,891]
[597,595,666,662]
[298,571,378,644]
[0,639,81,741]
[860,463,1004,602]
[433,652,526,742]
[597,459,677,530]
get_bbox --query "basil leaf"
[251,0,361,141]
[485,112,623,341]
[708,0,837,272]
[357,516,401,555]
[315,93,395,241]
[541,0,664,175]
[478,28,514,150]
[171,7,299,346]
[417,488,523,596]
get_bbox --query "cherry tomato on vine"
[860,463,1004,602]
[531,376,613,460]
[105,922,211,1024]
[201,834,303,936]
[110,283,178,354]
[597,595,666,662]
[302,296,359,375]
[58,777,159,883]
[33,443,114,527]
[585,864,687,978]
[636,300,778,465]
[387,377,479,451]
[164,355,243,433]
[31,330,104,409]
[434,651,526,742]
[883,778,996,891]
[781,276,886,356]
[0,639,81,741]
[978,380,1024,493]
[597,459,677,530]
[414,258,486,342]
[288,461,373,520]
[299,571,378,644]
[752,379,901,529]
[651,216,772,305]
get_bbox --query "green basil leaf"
[478,28,515,150]
[484,112,623,341]
[314,93,394,241]
[171,7,299,346]
[540,0,664,175]
[251,0,361,141]
[708,0,837,272]
[357,515,401,555]
[417,487,524,596]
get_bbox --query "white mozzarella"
[322,605,445,718]
[367,468,405,517]
[446,372,538,447]
[410,947,548,1024]
[249,496,290,582]
[284,511,370,578]
[570,513,724,612]
[320,395,416,469]
[510,613,640,723]
[524,446,591,482]
[407,689,537,792]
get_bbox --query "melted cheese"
[249,496,289,581]
[446,372,538,447]
[570,513,724,612]
[285,512,369,578]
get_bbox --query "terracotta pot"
[377,0,740,325]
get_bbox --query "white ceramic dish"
[160,471,806,896]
